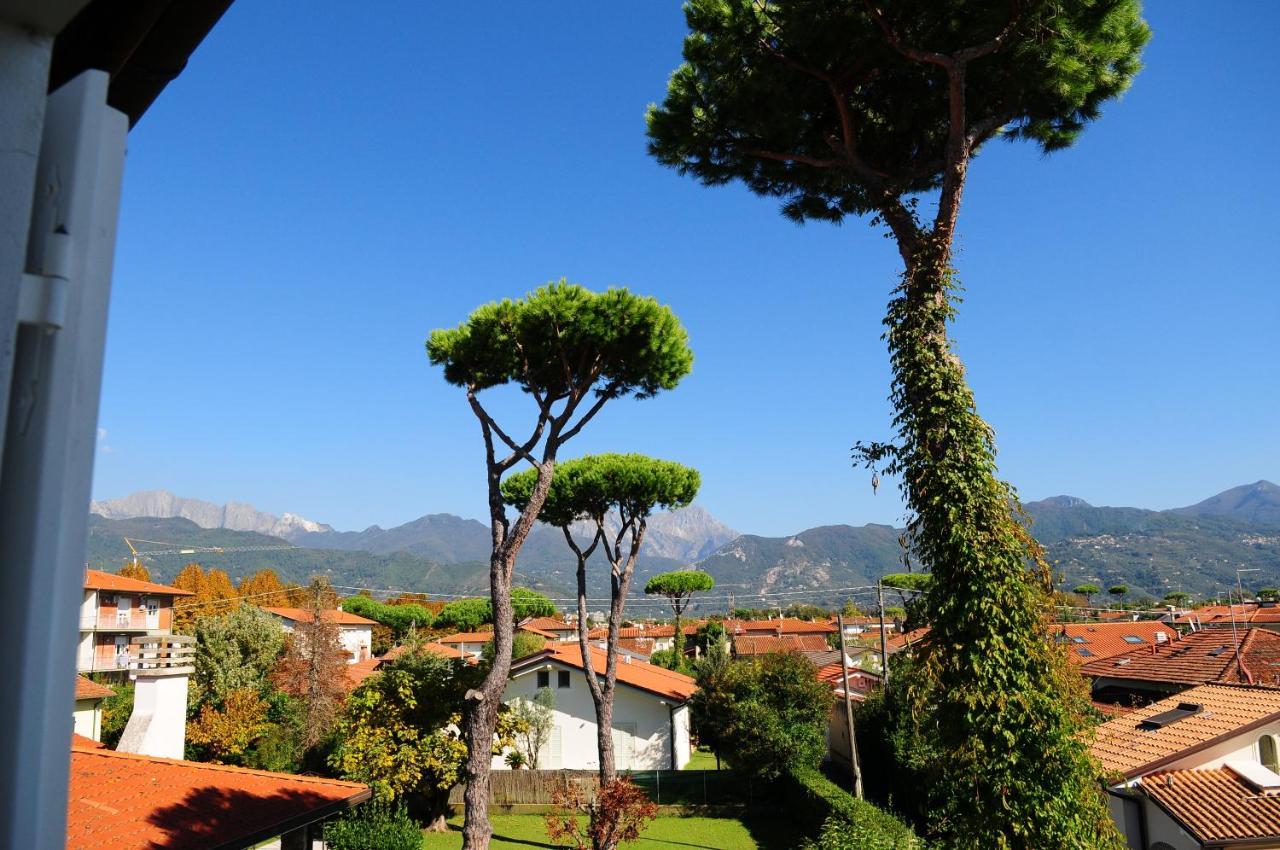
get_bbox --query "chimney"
[116,635,195,759]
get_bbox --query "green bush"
[324,803,421,850]
[784,766,921,849]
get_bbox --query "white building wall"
[339,625,372,663]
[72,700,101,741]
[494,660,688,771]
[1141,797,1203,850]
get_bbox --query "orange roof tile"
[67,743,368,850]
[816,663,880,698]
[71,734,104,749]
[1141,767,1280,845]
[261,606,378,626]
[1090,683,1280,779]
[1079,628,1280,686]
[521,616,575,632]
[884,627,930,654]
[519,624,558,639]
[733,634,830,655]
[513,644,697,701]
[437,631,494,644]
[83,569,194,596]
[725,618,836,635]
[345,658,382,689]
[1050,621,1177,664]
[587,624,677,640]
[380,642,467,662]
[74,676,113,701]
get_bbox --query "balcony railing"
[130,635,195,676]
[79,613,159,631]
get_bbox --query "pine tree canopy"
[427,281,692,402]
[647,0,1149,223]
[500,453,701,528]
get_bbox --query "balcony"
[79,613,159,631]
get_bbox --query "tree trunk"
[879,246,1119,848]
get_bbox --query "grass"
[682,748,720,771]
[421,814,796,849]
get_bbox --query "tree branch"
[467,388,545,471]
[556,381,616,445]
[956,0,1022,62]
[741,147,843,169]
[862,1,954,69]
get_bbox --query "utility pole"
[836,615,864,798]
[877,581,890,688]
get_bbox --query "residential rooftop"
[513,644,697,702]
[261,606,378,626]
[733,634,830,655]
[67,741,369,850]
[82,569,193,597]
[1091,683,1280,779]
[1079,627,1280,686]
[1140,766,1280,846]
[1049,621,1177,664]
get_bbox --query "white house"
[72,676,112,742]
[497,644,696,771]
[262,607,376,664]
[1093,683,1280,849]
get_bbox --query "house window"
[1077,648,1095,657]
[1260,735,1279,773]
[557,670,571,688]
[537,671,549,688]
[1122,635,1145,644]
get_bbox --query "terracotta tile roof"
[1090,683,1280,779]
[261,606,378,626]
[83,569,194,596]
[1079,628,1280,686]
[74,676,113,701]
[1141,766,1280,845]
[816,663,881,698]
[345,658,381,689]
[67,742,369,850]
[380,641,467,662]
[1049,621,1177,664]
[521,617,575,632]
[72,734,104,749]
[442,627,496,640]
[733,634,830,655]
[725,618,836,635]
[884,627,930,654]
[513,644,697,702]
[587,624,677,640]
[519,624,558,639]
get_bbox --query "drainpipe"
[668,703,677,770]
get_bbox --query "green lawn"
[421,814,795,850]
[682,748,720,771]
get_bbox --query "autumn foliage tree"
[171,563,240,632]
[271,578,348,750]
[545,779,658,850]
[187,687,271,764]
[648,1,1147,846]
[117,560,151,581]
[428,282,692,850]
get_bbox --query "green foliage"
[483,631,547,666]
[1108,585,1128,598]
[1163,591,1192,605]
[330,652,472,804]
[98,681,134,748]
[509,687,556,769]
[342,594,435,636]
[648,648,694,675]
[436,588,556,632]
[1259,588,1280,603]
[647,0,1149,223]
[194,605,286,704]
[324,802,423,850]
[691,652,830,780]
[786,766,922,849]
[881,574,930,593]
[644,570,715,598]
[427,280,693,402]
[1073,584,1101,598]
[502,454,700,529]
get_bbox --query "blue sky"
[93,2,1280,537]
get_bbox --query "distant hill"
[1170,480,1280,527]
[684,489,1280,602]
[88,482,1280,605]
[84,516,499,597]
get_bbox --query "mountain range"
[87,481,1280,603]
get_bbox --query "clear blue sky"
[92,2,1280,537]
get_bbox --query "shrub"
[784,766,921,849]
[545,778,658,850]
[324,802,422,850]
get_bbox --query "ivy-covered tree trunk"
[878,242,1119,849]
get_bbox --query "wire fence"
[446,768,759,809]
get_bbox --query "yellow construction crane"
[121,536,297,566]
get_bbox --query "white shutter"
[613,723,637,770]
[548,725,562,769]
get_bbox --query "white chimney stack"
[116,635,195,759]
